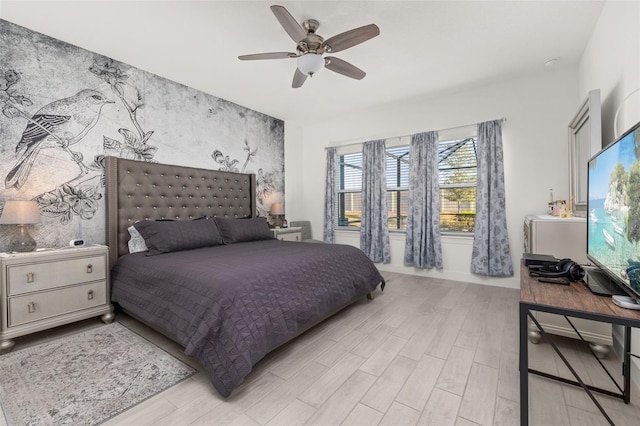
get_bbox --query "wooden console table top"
[520,262,640,325]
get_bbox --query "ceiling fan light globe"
[297,53,324,76]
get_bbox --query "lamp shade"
[297,53,324,76]
[0,200,41,225]
[270,203,284,215]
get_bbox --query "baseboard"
[375,263,521,290]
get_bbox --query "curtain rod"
[325,117,507,150]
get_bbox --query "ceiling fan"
[238,5,380,88]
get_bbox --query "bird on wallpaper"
[5,89,114,190]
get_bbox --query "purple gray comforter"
[110,239,384,397]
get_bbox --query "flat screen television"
[587,119,640,307]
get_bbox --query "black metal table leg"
[624,326,631,404]
[520,303,529,426]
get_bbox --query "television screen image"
[587,121,640,303]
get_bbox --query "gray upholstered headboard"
[105,156,256,268]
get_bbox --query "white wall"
[284,123,304,220]
[580,1,640,146]
[579,0,640,387]
[290,68,579,289]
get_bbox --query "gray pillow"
[133,218,224,256]
[214,217,274,244]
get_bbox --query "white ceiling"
[1,1,604,124]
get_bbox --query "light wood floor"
[4,271,640,425]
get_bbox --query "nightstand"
[271,226,302,242]
[0,245,114,353]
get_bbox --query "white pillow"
[127,225,148,253]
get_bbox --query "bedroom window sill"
[335,228,474,239]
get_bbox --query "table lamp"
[0,200,41,252]
[270,202,284,228]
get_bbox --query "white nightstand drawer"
[272,227,303,242]
[8,281,108,327]
[7,254,106,295]
[277,232,301,242]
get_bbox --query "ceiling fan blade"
[271,5,307,43]
[292,68,307,88]
[324,57,366,80]
[322,24,380,53]
[238,52,297,61]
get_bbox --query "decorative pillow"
[127,225,148,253]
[214,217,274,244]
[133,218,224,255]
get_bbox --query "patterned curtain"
[471,120,513,276]
[404,131,443,269]
[323,147,338,243]
[360,140,391,263]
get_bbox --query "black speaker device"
[523,253,557,267]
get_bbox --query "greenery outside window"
[337,137,477,233]
[439,137,477,233]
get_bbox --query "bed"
[105,156,385,397]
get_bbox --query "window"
[439,137,477,233]
[385,146,410,230]
[337,152,363,227]
[336,137,477,233]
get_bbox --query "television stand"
[520,261,640,426]
[613,295,640,310]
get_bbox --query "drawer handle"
[26,272,35,283]
[27,302,36,313]
[296,235,299,241]
[86,264,93,274]
[87,290,94,300]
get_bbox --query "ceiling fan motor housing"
[298,33,325,54]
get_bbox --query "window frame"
[335,133,478,235]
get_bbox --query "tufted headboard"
[105,156,256,268]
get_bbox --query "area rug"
[0,322,197,425]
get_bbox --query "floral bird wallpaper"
[0,19,284,252]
